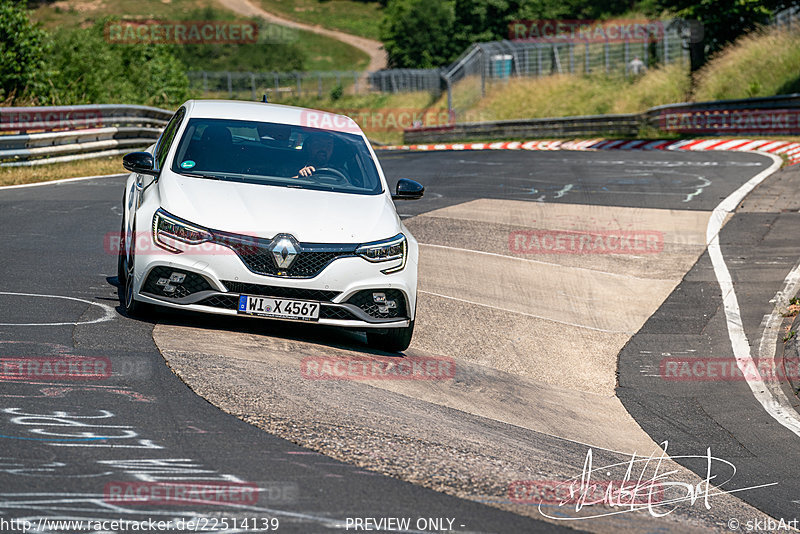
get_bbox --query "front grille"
[320,306,357,320]
[232,247,352,278]
[143,267,212,299]
[197,295,239,309]
[346,289,407,319]
[222,281,339,301]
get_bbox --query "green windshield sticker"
[180,160,196,169]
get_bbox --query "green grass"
[29,1,369,72]
[693,28,800,101]
[293,30,369,71]
[255,0,384,40]
[0,156,125,187]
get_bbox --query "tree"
[380,0,457,68]
[0,1,49,102]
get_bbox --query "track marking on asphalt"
[0,292,116,326]
[0,173,125,191]
[706,152,800,436]
[419,290,634,334]
[419,243,656,281]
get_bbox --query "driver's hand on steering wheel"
[297,165,315,177]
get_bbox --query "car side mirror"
[123,152,158,176]
[392,178,424,200]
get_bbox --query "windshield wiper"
[179,172,226,181]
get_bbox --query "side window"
[155,107,185,170]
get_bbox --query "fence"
[187,20,689,107]
[773,5,800,29]
[0,105,171,167]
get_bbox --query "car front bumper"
[131,234,418,329]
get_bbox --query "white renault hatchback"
[118,100,424,351]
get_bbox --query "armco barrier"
[0,105,172,167]
[405,94,800,144]
[404,113,641,143]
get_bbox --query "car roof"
[182,100,364,135]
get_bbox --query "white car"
[118,100,424,351]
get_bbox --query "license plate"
[237,295,320,321]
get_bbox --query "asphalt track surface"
[0,148,793,533]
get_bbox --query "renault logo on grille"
[270,234,299,269]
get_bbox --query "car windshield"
[169,117,383,195]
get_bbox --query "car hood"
[158,173,400,243]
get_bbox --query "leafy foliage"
[380,0,457,68]
[381,0,793,70]
[45,21,191,107]
[0,0,49,101]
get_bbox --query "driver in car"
[294,133,335,178]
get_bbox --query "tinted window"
[155,107,185,170]
[170,118,383,195]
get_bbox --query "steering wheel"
[313,167,348,183]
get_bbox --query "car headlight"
[356,233,407,274]
[152,208,212,254]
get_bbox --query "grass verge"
[254,0,383,40]
[0,156,126,187]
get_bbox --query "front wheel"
[367,321,414,352]
[118,218,150,318]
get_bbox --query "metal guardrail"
[404,114,641,143]
[0,105,171,167]
[405,94,800,143]
[3,95,798,166]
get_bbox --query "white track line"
[0,292,116,326]
[707,152,800,436]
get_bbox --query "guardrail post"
[274,72,279,100]
[354,71,359,94]
[202,71,208,94]
[296,71,302,97]
[250,73,256,101]
[317,72,323,98]
[604,41,609,73]
[227,72,232,98]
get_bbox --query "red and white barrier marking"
[377,138,800,165]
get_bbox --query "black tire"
[367,321,414,352]
[118,217,150,318]
[116,210,126,285]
